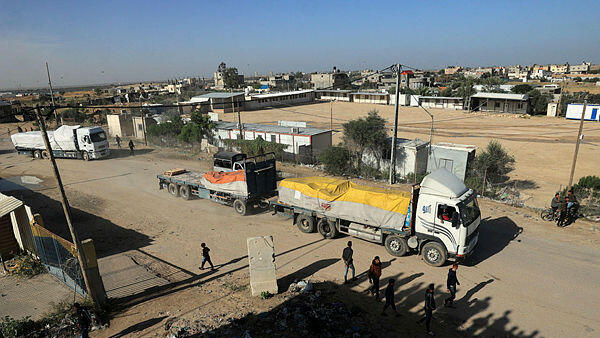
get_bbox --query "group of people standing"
[114,135,135,156]
[550,189,579,227]
[343,241,462,336]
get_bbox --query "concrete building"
[565,103,600,121]
[419,96,465,110]
[244,90,315,110]
[570,62,591,74]
[389,94,410,106]
[444,66,462,75]
[399,70,414,88]
[363,138,429,178]
[349,92,389,105]
[106,114,134,137]
[310,71,350,89]
[213,121,332,163]
[470,92,529,114]
[315,89,352,101]
[550,63,569,74]
[132,116,156,140]
[427,143,477,181]
[259,74,294,89]
[190,92,245,114]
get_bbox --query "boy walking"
[418,283,437,336]
[128,139,135,156]
[444,263,460,308]
[342,241,355,283]
[368,256,382,300]
[200,243,214,270]
[381,279,399,316]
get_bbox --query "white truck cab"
[76,127,110,160]
[412,168,481,266]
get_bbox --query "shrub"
[577,176,600,190]
[318,146,353,176]
[223,136,287,158]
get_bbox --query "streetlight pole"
[389,64,401,185]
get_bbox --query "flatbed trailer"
[157,153,277,215]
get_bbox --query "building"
[132,116,156,140]
[310,70,350,89]
[315,89,352,101]
[164,83,185,95]
[427,143,477,181]
[106,114,134,137]
[0,101,14,122]
[259,74,295,89]
[470,92,529,114]
[546,102,558,117]
[419,96,465,110]
[363,138,429,178]
[550,63,569,74]
[213,121,332,163]
[565,103,600,121]
[444,66,462,75]
[244,90,315,110]
[399,70,414,88]
[190,92,245,114]
[570,62,591,74]
[349,92,389,105]
[408,76,433,90]
[388,94,410,106]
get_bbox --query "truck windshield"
[459,197,480,225]
[90,131,107,142]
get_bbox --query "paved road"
[1,142,599,337]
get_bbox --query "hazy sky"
[1,0,599,89]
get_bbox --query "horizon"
[1,0,599,89]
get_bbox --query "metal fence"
[30,222,86,296]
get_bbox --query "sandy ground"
[220,101,600,208]
[1,137,600,337]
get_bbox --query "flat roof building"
[418,96,465,110]
[349,92,389,105]
[315,89,352,101]
[470,92,529,114]
[244,90,315,110]
[191,92,245,114]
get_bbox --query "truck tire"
[317,218,338,239]
[422,242,447,267]
[168,183,180,197]
[180,185,191,200]
[233,199,247,216]
[33,150,42,159]
[385,235,409,257]
[82,151,90,161]
[41,150,50,159]
[296,214,315,233]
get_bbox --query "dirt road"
[1,140,599,337]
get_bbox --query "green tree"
[178,111,215,143]
[511,84,533,94]
[479,76,505,92]
[359,80,377,90]
[527,89,551,114]
[224,67,242,88]
[318,146,353,176]
[473,140,515,185]
[342,110,388,167]
[439,87,453,97]
[414,86,431,96]
[146,114,184,137]
[451,75,476,100]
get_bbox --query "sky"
[1,0,599,89]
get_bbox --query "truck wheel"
[33,150,42,159]
[82,151,90,161]
[317,218,338,239]
[180,185,191,200]
[422,242,446,267]
[385,235,409,257]
[296,214,315,233]
[168,183,180,197]
[233,199,247,216]
[41,150,50,159]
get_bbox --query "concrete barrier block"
[247,236,277,296]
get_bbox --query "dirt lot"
[1,137,599,337]
[223,101,600,208]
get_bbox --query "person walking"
[342,241,355,284]
[368,256,382,300]
[381,278,399,316]
[74,302,91,338]
[128,139,135,156]
[115,135,121,148]
[200,242,214,270]
[444,263,460,308]
[418,283,436,336]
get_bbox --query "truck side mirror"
[451,212,460,228]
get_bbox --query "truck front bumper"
[90,149,110,159]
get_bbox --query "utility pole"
[567,100,587,189]
[389,64,401,185]
[45,62,58,127]
[34,106,99,305]
[139,99,147,146]
[330,100,333,130]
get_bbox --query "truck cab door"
[78,133,91,151]
[433,204,459,254]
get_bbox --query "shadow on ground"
[106,148,154,159]
[466,216,523,266]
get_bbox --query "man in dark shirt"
[419,283,437,336]
[74,302,91,338]
[550,193,560,213]
[444,263,460,308]
[342,241,355,284]
[200,242,214,270]
[128,139,135,156]
[566,189,578,218]
[381,279,399,316]
[115,135,121,148]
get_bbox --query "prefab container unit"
[349,92,389,105]
[419,96,465,110]
[427,143,477,182]
[315,90,352,102]
[244,90,315,110]
[565,103,600,121]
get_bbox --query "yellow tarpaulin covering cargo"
[279,176,411,215]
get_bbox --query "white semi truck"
[270,168,481,267]
[11,125,110,160]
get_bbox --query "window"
[89,131,106,142]
[459,197,480,225]
[270,135,277,142]
[439,158,453,171]
[495,102,501,108]
[437,204,456,222]
[138,124,143,131]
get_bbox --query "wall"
[351,94,389,105]
[362,142,428,177]
[106,114,133,137]
[478,99,528,114]
[310,132,333,156]
[389,94,410,106]
[420,98,464,110]
[317,92,351,102]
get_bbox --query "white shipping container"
[565,103,600,121]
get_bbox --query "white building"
[565,103,600,121]
[315,89,352,101]
[213,122,332,163]
[244,90,315,110]
[427,143,477,181]
[418,96,465,110]
[349,92,389,105]
[470,92,529,114]
[363,138,429,178]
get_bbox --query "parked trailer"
[157,153,277,215]
[270,169,481,267]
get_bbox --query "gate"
[30,222,86,296]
